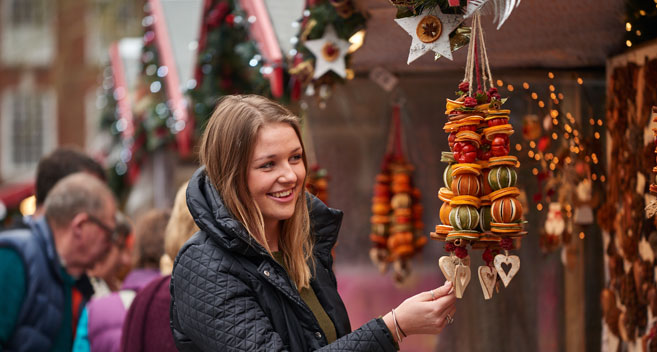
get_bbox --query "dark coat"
[170,168,397,352]
[0,218,70,351]
[120,275,177,352]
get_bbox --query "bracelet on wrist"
[391,308,404,343]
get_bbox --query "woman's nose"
[278,163,298,183]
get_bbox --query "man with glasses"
[0,172,118,352]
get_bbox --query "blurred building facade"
[0,0,143,214]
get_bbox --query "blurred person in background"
[120,182,199,352]
[87,213,133,298]
[4,147,110,339]
[13,147,107,227]
[0,173,118,352]
[73,209,170,352]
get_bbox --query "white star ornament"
[304,25,351,79]
[394,9,464,64]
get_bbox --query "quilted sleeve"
[318,318,398,352]
[171,244,287,352]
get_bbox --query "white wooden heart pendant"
[454,264,471,298]
[494,254,520,287]
[438,255,458,281]
[478,266,497,300]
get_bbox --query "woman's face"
[247,122,305,229]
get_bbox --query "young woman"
[170,95,456,351]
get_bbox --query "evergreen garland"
[390,0,466,18]
[97,66,131,200]
[188,0,274,136]
[290,0,366,97]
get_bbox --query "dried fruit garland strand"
[433,10,525,300]
[369,104,426,283]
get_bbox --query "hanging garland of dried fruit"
[648,106,657,213]
[430,12,526,300]
[369,105,427,283]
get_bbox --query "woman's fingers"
[418,281,453,302]
[434,290,457,310]
[432,281,453,298]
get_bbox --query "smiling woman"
[247,122,306,252]
[170,94,457,351]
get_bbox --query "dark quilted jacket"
[170,168,398,352]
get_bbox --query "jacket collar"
[31,217,66,283]
[186,167,343,261]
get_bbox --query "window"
[10,0,46,27]
[1,0,54,65]
[1,88,57,180]
[87,0,145,64]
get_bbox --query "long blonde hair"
[161,182,200,274]
[199,95,313,290]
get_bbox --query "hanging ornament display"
[430,12,526,300]
[303,25,351,79]
[369,105,427,283]
[394,8,464,63]
[390,0,522,64]
[290,0,366,103]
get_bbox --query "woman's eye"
[290,154,302,162]
[259,161,274,169]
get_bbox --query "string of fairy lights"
[492,72,606,240]
[624,0,657,48]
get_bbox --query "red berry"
[461,144,476,153]
[492,136,506,146]
[491,146,507,156]
[454,246,468,259]
[462,152,477,163]
[500,238,514,250]
[488,118,506,127]
[464,97,478,108]
[482,248,494,264]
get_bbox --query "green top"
[0,248,26,347]
[272,252,337,344]
[0,247,75,352]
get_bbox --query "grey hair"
[44,172,113,228]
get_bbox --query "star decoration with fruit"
[395,8,464,63]
[304,25,351,79]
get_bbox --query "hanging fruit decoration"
[647,106,657,217]
[306,165,329,204]
[430,12,526,300]
[369,105,427,283]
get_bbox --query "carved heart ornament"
[439,255,458,281]
[454,264,471,298]
[478,266,497,300]
[493,254,520,287]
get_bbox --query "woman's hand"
[382,281,456,341]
